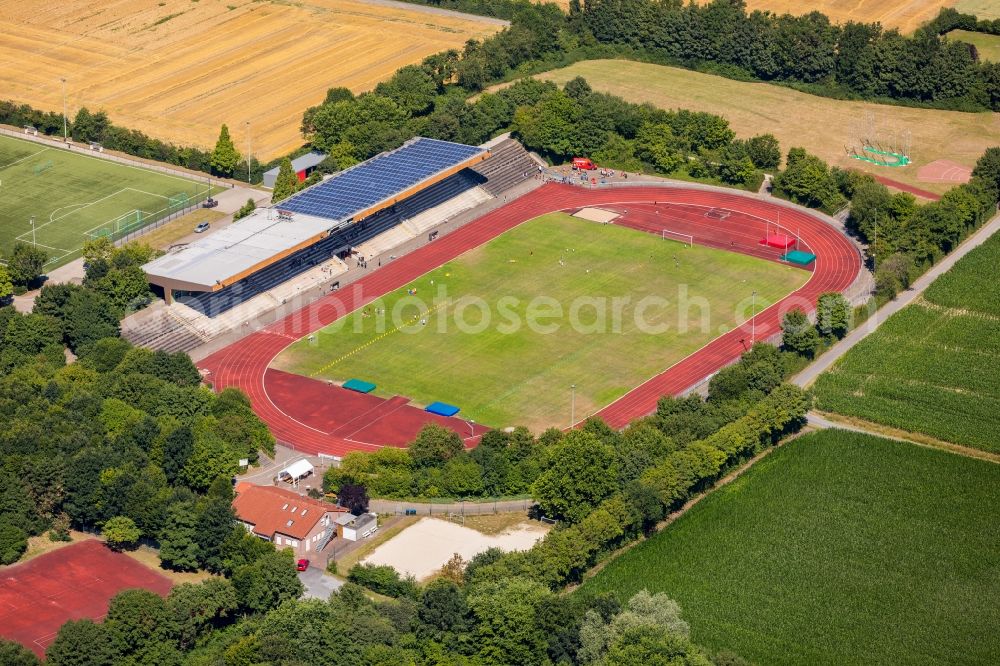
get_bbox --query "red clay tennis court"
[0,540,173,658]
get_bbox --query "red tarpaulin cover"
[761,233,795,249]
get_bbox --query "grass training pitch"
[581,429,1000,665]
[527,59,1000,194]
[0,134,211,268]
[0,0,501,160]
[273,213,807,431]
[814,231,1000,453]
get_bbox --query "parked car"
[296,559,310,572]
[194,222,210,233]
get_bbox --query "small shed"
[262,151,327,188]
[336,512,378,542]
[277,459,314,483]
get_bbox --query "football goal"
[661,229,693,247]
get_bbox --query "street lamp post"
[60,78,68,142]
[468,419,475,438]
[570,384,576,426]
[751,290,757,345]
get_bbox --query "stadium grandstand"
[130,137,539,352]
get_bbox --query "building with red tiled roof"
[232,482,347,559]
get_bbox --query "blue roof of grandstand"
[280,138,486,222]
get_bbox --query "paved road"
[793,211,1000,389]
[299,566,343,600]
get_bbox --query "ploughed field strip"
[272,212,807,431]
[814,232,1000,452]
[0,134,210,268]
[581,429,1000,665]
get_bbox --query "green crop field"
[272,213,808,431]
[581,430,1000,665]
[814,233,1000,452]
[0,134,213,269]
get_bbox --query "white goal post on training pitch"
[661,229,694,247]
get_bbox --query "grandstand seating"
[179,171,487,317]
[470,139,539,196]
[121,309,205,353]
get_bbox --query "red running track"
[199,183,861,454]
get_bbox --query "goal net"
[662,229,693,247]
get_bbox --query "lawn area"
[0,134,213,268]
[948,29,1000,61]
[581,429,1000,665]
[814,232,1000,452]
[138,208,226,251]
[523,59,1000,194]
[272,213,807,431]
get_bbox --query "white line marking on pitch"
[0,146,50,172]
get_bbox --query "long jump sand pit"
[0,0,501,160]
[362,517,548,580]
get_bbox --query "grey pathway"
[793,211,1000,389]
[299,566,344,600]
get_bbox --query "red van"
[572,157,596,171]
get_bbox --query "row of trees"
[326,340,797,506]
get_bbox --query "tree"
[210,124,241,177]
[781,307,821,358]
[104,589,179,664]
[6,242,47,287]
[62,288,120,351]
[0,264,12,301]
[467,577,551,666]
[815,292,851,338]
[409,424,464,467]
[102,515,141,551]
[746,133,782,169]
[219,525,273,576]
[0,639,40,666]
[232,549,303,614]
[0,520,27,564]
[45,619,114,666]
[579,590,696,664]
[159,501,200,571]
[419,579,470,636]
[532,430,619,523]
[196,496,236,573]
[338,483,369,515]
[271,157,298,203]
[168,579,237,651]
[233,198,256,221]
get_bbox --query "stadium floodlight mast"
[29,216,36,247]
[60,78,68,142]
[751,290,757,344]
[468,419,475,438]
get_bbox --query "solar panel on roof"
[280,138,485,222]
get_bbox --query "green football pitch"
[0,133,213,269]
[273,213,808,431]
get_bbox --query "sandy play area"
[362,517,547,580]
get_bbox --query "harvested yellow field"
[954,0,1000,20]
[0,0,502,160]
[697,0,955,33]
[531,59,1000,194]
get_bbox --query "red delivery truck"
[572,157,596,171]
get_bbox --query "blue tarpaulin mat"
[343,379,376,393]
[425,401,460,417]
[781,250,817,265]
